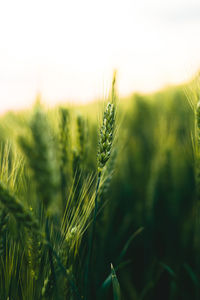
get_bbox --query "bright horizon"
[0,0,200,112]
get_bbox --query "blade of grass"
[111,263,121,300]
[100,260,132,292]
[118,227,144,262]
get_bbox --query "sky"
[0,0,200,112]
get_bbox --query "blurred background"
[0,0,200,112]
[1,1,200,300]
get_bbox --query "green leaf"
[119,227,144,261]
[101,260,132,291]
[183,263,199,286]
[111,263,121,300]
[160,262,176,278]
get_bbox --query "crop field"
[0,74,200,300]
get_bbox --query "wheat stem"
[84,170,101,299]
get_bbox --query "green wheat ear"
[77,114,86,160]
[0,182,40,235]
[19,105,59,211]
[97,71,116,173]
[59,107,70,168]
[59,107,71,211]
[97,102,115,172]
[85,72,117,298]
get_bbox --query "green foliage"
[59,107,71,210]
[0,77,199,300]
[19,105,59,211]
[111,264,121,300]
[0,181,40,234]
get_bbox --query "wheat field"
[0,74,200,300]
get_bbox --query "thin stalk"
[49,242,82,300]
[84,171,101,299]
[45,218,58,300]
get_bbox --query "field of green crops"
[0,75,200,300]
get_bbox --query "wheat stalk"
[85,73,116,299]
